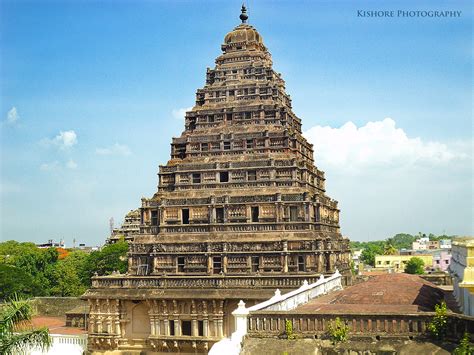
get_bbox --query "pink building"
[432,251,452,272]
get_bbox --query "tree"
[360,244,383,266]
[81,241,128,285]
[404,257,425,274]
[383,238,398,255]
[0,295,51,354]
[427,301,448,339]
[49,251,88,296]
[0,265,36,300]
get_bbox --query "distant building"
[439,239,452,249]
[412,237,439,251]
[107,209,140,243]
[375,254,433,273]
[449,237,474,316]
[37,239,65,249]
[431,250,451,272]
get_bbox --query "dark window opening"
[315,206,320,222]
[169,320,175,336]
[246,139,253,148]
[229,90,235,96]
[198,320,204,336]
[244,112,251,119]
[177,257,185,272]
[220,171,229,182]
[251,207,259,222]
[298,256,306,272]
[248,170,257,181]
[227,113,232,120]
[216,208,224,223]
[213,256,222,274]
[151,210,158,226]
[201,143,209,151]
[192,173,201,184]
[181,320,192,336]
[182,209,189,224]
[208,115,214,123]
[290,206,298,222]
[251,256,260,272]
[224,141,231,150]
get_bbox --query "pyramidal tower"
[84,6,351,353]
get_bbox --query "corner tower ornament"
[83,7,351,354]
[240,4,248,23]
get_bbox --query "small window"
[216,208,224,223]
[177,257,185,272]
[223,141,231,150]
[213,256,222,274]
[182,209,189,224]
[377,261,382,265]
[251,256,260,272]
[198,320,204,336]
[298,256,305,272]
[246,139,253,148]
[251,207,259,222]
[201,143,209,151]
[436,260,440,264]
[289,206,298,222]
[226,113,232,120]
[169,320,175,336]
[445,260,449,264]
[192,173,201,184]
[229,90,235,96]
[208,115,214,123]
[151,210,158,226]
[220,172,229,182]
[248,171,257,181]
[181,320,192,336]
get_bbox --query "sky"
[0,0,472,246]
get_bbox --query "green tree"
[427,301,448,339]
[453,332,473,355]
[404,257,425,274]
[0,295,51,354]
[383,238,398,255]
[327,317,349,343]
[81,241,128,285]
[0,265,36,300]
[49,251,88,296]
[360,244,383,266]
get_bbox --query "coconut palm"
[0,295,51,355]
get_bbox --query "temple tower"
[84,6,351,353]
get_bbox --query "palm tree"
[383,238,398,255]
[0,295,51,355]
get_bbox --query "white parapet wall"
[30,334,88,355]
[209,270,343,355]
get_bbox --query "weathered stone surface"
[84,7,351,353]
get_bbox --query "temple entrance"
[129,302,150,338]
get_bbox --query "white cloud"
[172,107,192,120]
[42,130,78,149]
[5,107,19,125]
[66,159,78,169]
[40,161,60,171]
[303,118,473,240]
[95,143,132,157]
[304,118,468,171]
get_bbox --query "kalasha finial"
[240,4,248,23]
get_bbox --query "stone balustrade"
[91,274,324,289]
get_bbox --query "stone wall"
[241,337,458,355]
[32,297,87,317]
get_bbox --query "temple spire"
[240,4,248,23]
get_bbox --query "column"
[174,317,180,336]
[203,318,209,337]
[150,316,156,336]
[164,318,170,336]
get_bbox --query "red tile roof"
[293,273,452,315]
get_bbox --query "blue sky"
[1,0,472,245]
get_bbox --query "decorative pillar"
[164,318,170,336]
